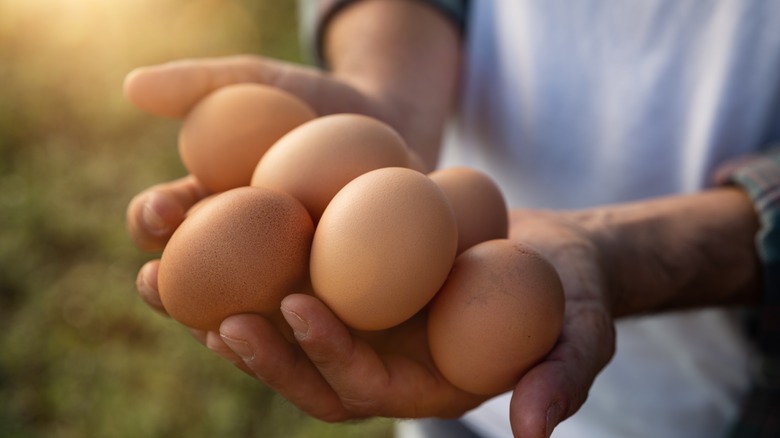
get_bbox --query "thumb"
[509,308,615,438]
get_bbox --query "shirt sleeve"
[715,145,780,354]
[297,0,470,67]
[715,146,780,437]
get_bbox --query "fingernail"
[142,200,170,235]
[220,334,255,362]
[281,308,309,340]
[546,404,560,438]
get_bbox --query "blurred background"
[0,0,393,436]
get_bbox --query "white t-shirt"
[436,1,780,437]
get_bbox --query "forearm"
[586,187,762,317]
[322,0,462,168]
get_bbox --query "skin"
[125,0,762,436]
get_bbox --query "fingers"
[218,294,482,421]
[136,259,167,315]
[219,309,353,422]
[202,329,257,376]
[279,294,393,413]
[126,174,210,252]
[123,56,272,118]
[123,55,383,122]
[509,303,615,438]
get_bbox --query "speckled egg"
[157,186,314,331]
[428,239,565,395]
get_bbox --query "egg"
[428,167,509,254]
[251,114,411,222]
[310,167,458,331]
[157,186,314,331]
[427,239,564,395]
[179,83,316,192]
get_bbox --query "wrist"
[323,0,462,168]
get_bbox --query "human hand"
[126,55,429,254]
[193,208,614,433]
[126,54,437,319]
[505,186,763,437]
[208,295,490,421]
[126,55,480,418]
[201,199,754,436]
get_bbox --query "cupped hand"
[204,208,617,435]
[126,55,421,255]
[126,54,432,327]
[126,55,482,419]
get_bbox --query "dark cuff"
[299,0,470,68]
[715,145,780,381]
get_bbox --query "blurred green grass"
[0,1,393,436]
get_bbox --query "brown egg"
[427,239,564,395]
[157,186,314,331]
[179,83,316,192]
[310,167,458,331]
[428,167,509,255]
[251,114,411,222]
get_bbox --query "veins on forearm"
[596,190,762,317]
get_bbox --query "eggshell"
[179,83,316,192]
[310,167,458,331]
[427,239,564,395]
[157,186,314,331]
[251,114,410,222]
[429,167,509,254]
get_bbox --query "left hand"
[204,208,618,437]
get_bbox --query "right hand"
[126,54,429,255]
[126,54,476,422]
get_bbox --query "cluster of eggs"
[156,83,564,396]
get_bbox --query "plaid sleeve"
[297,0,470,67]
[715,146,780,437]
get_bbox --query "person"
[124,0,780,436]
